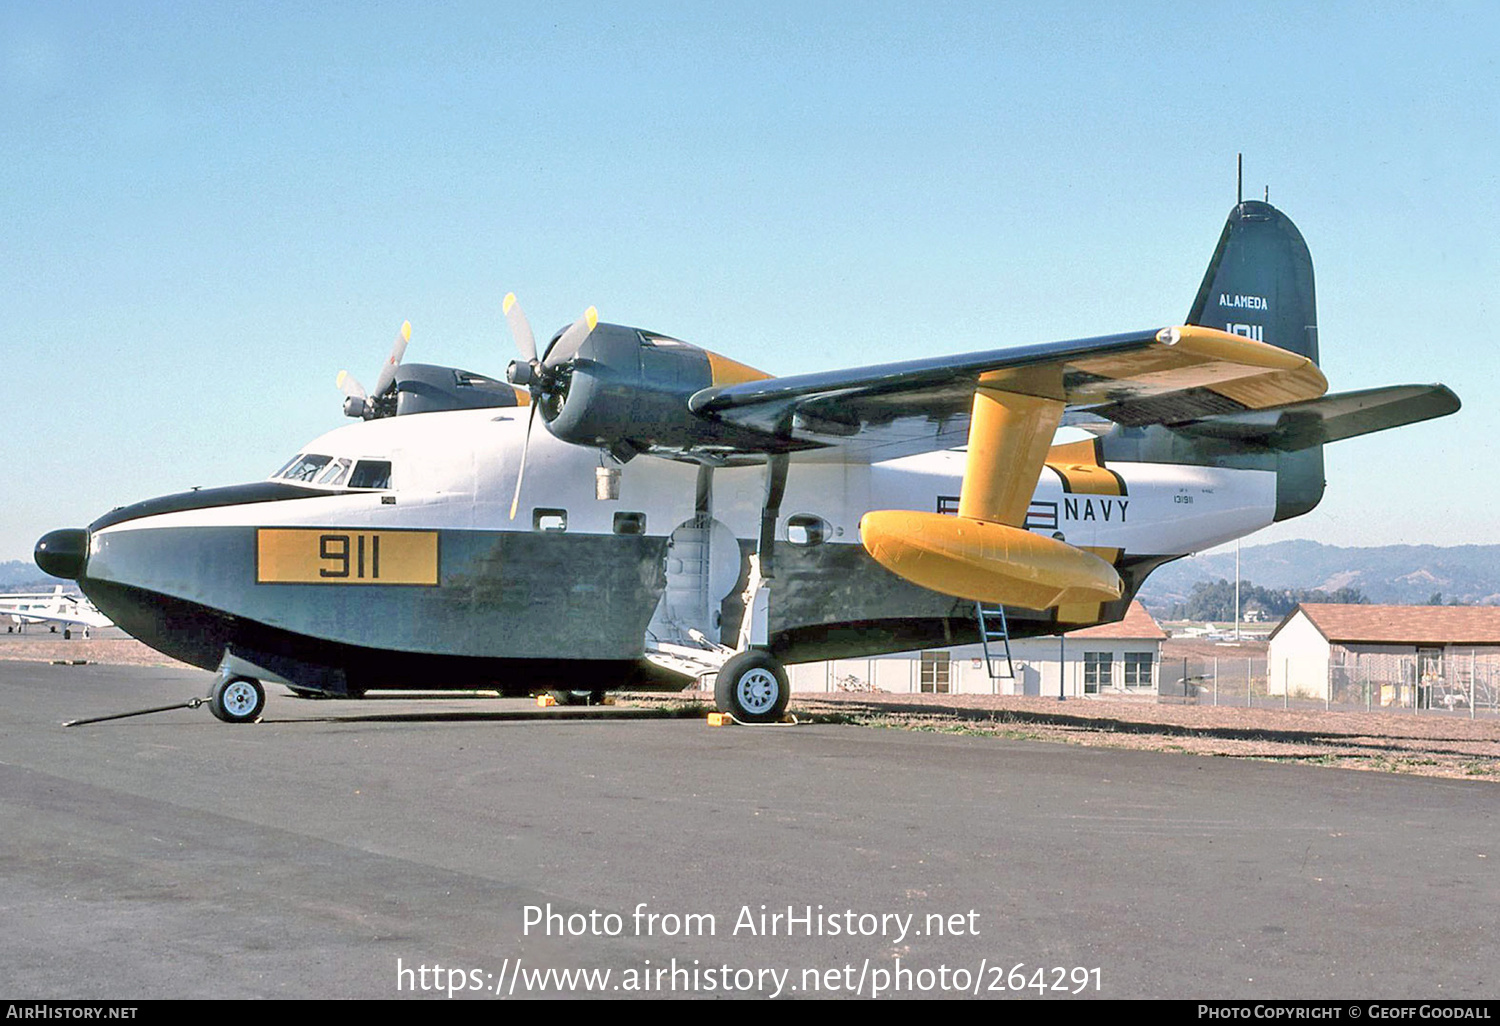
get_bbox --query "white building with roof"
[787,601,1167,697]
[1268,603,1500,706]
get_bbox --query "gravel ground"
[636,688,1500,781]
[6,631,1495,780]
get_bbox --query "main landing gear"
[209,676,266,724]
[550,689,608,706]
[713,650,790,724]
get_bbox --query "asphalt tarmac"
[1,661,1495,1000]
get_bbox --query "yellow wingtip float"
[859,510,1123,609]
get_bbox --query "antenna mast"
[1237,153,1243,205]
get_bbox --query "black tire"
[550,689,606,706]
[714,650,789,724]
[209,676,266,724]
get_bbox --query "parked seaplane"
[36,197,1458,724]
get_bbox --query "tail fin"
[1187,199,1319,363]
[1186,199,1324,520]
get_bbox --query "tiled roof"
[1279,604,1500,645]
[1066,601,1167,640]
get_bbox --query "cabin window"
[1083,652,1112,693]
[279,454,332,482]
[920,651,951,693]
[349,460,392,490]
[786,514,829,547]
[613,512,646,536]
[1124,652,1153,688]
[533,508,568,533]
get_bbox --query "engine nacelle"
[543,323,779,460]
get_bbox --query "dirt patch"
[0,632,189,668]
[628,689,1500,781]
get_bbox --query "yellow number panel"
[256,529,439,585]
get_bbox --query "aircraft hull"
[81,577,668,695]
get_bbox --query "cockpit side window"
[348,460,392,490]
[272,454,306,478]
[279,454,332,482]
[316,458,352,487]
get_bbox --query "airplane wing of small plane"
[5,608,114,630]
[689,324,1330,463]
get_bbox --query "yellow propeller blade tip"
[400,321,412,340]
[585,307,598,330]
[503,293,517,313]
[336,370,348,388]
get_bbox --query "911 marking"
[256,528,439,585]
[320,533,380,579]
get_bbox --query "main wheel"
[209,676,266,724]
[551,689,607,706]
[714,650,790,724]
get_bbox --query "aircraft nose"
[35,529,88,580]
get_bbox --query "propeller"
[337,321,412,419]
[502,294,598,518]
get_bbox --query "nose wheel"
[209,676,266,724]
[714,650,790,724]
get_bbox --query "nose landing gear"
[209,676,266,724]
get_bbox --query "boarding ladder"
[975,602,1016,683]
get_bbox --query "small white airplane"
[36,195,1458,724]
[0,585,114,637]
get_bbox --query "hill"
[1137,541,1500,611]
[0,560,66,592]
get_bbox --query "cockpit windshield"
[273,453,392,490]
[277,454,332,482]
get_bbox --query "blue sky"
[3,1,1496,561]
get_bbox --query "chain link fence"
[1158,650,1500,718]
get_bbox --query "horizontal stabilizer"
[1168,384,1459,451]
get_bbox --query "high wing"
[3,608,114,630]
[0,591,114,630]
[688,325,1329,462]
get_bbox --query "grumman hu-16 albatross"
[35,198,1459,724]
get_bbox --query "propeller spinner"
[337,320,412,419]
[502,295,598,518]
